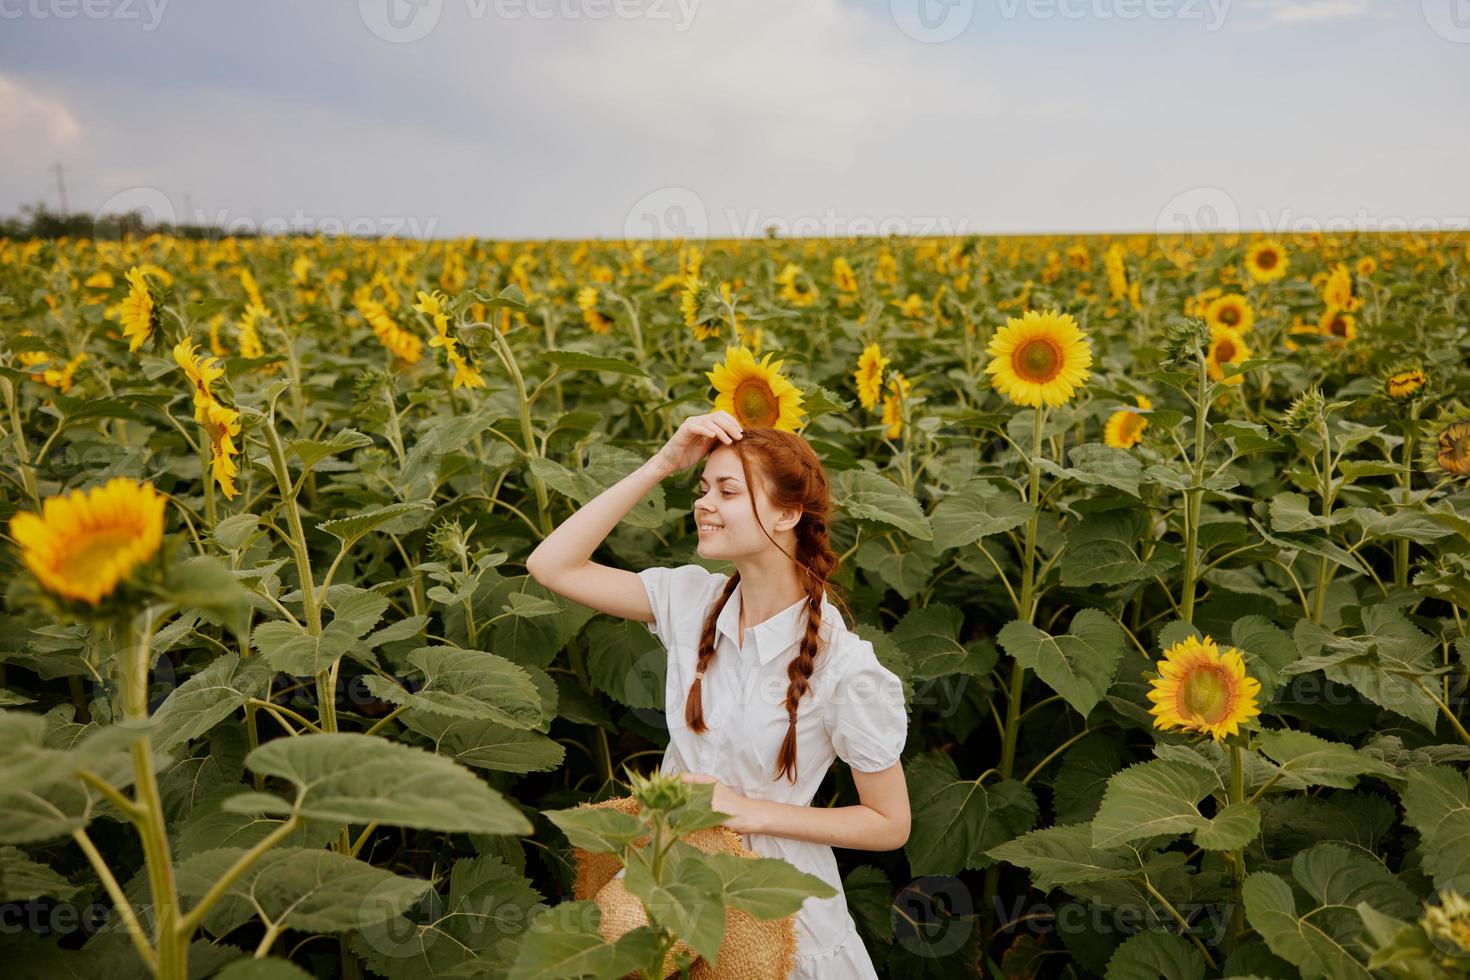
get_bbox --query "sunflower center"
[57,528,140,585]
[1180,665,1235,725]
[1012,338,1063,383]
[1257,250,1278,270]
[1216,339,1237,361]
[734,380,780,426]
[1219,306,1240,326]
[1329,317,1348,337]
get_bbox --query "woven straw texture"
[570,795,799,979]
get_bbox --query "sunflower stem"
[1311,414,1336,625]
[1224,741,1246,954]
[1143,878,1218,970]
[484,324,553,536]
[1395,403,1419,589]
[2,375,40,510]
[262,414,321,635]
[1180,351,1209,625]
[982,404,1047,948]
[116,609,188,980]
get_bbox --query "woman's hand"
[679,772,762,834]
[653,411,744,475]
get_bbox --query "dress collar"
[715,579,835,666]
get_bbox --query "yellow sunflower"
[413,289,483,387]
[1322,263,1357,311]
[1437,422,1470,477]
[1146,634,1262,741]
[892,293,925,319]
[9,477,167,605]
[681,275,720,341]
[1205,294,1255,333]
[1104,244,1128,301]
[1245,240,1288,284]
[172,338,226,423]
[984,309,1093,409]
[854,343,890,412]
[832,257,858,294]
[208,313,229,357]
[875,250,898,286]
[882,372,913,440]
[575,285,611,335]
[1103,395,1152,450]
[238,303,268,360]
[1385,367,1426,401]
[36,353,86,393]
[1356,256,1378,277]
[202,400,243,500]
[358,299,423,365]
[117,267,160,352]
[706,345,806,432]
[1206,326,1251,386]
[1318,308,1357,344]
[1185,287,1223,319]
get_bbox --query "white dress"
[634,563,909,979]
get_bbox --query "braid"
[773,503,842,783]
[686,572,740,735]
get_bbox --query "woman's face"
[693,446,792,559]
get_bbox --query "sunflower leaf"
[231,732,533,835]
[833,470,932,540]
[996,609,1125,719]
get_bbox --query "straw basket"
[570,795,799,979]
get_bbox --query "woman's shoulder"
[638,561,729,597]
[814,611,885,680]
[636,562,730,646]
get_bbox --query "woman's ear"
[776,508,803,532]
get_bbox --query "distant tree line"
[0,201,253,240]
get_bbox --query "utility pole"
[53,163,69,214]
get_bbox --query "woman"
[527,410,910,978]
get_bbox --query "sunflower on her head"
[707,345,806,432]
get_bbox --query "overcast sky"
[2,0,1466,239]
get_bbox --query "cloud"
[0,71,81,153]
[0,3,1464,237]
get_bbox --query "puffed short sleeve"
[824,639,908,772]
[636,563,725,644]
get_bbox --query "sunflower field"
[2,229,1470,980]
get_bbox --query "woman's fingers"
[696,422,730,445]
[708,412,743,441]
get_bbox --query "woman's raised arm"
[524,411,743,621]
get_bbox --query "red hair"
[684,426,848,783]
